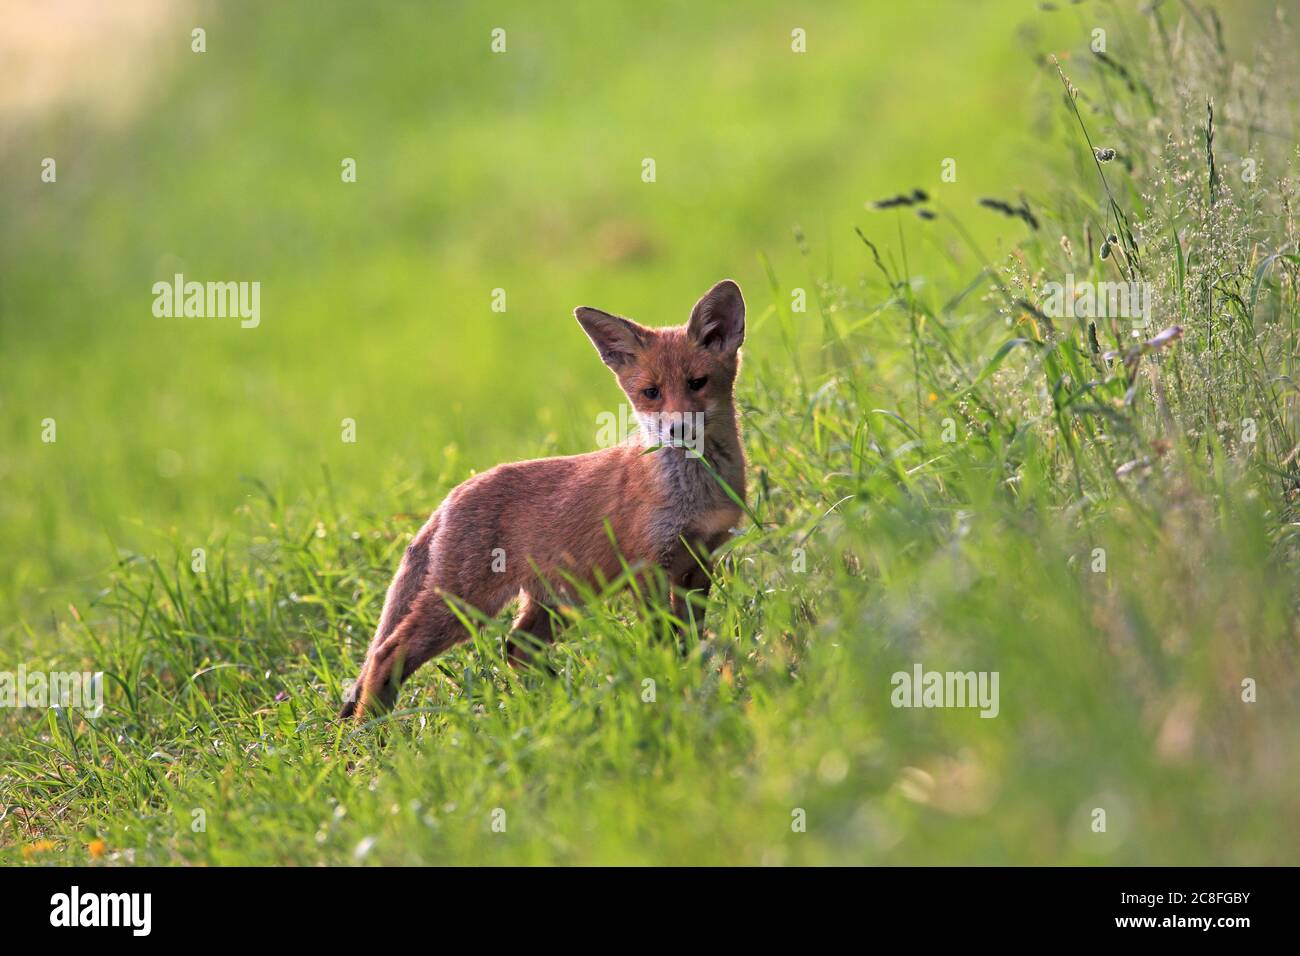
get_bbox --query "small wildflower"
[21,839,57,860]
[87,838,106,859]
[353,836,378,862]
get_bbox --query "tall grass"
[2,3,1298,865]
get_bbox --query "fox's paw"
[338,680,360,720]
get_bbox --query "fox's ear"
[575,307,650,369]
[687,279,745,355]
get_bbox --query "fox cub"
[340,279,747,720]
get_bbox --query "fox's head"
[576,280,745,452]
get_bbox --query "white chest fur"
[648,445,744,554]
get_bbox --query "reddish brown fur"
[341,280,747,720]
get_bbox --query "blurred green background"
[2,0,1295,868]
[0,0,1109,623]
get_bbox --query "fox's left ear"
[687,279,745,355]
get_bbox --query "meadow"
[1,0,1297,865]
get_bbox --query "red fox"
[340,280,747,720]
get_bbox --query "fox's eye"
[642,386,661,400]
[687,376,708,391]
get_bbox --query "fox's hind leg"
[353,586,469,719]
[339,513,438,719]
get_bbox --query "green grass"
[2,1,1298,865]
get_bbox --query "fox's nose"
[663,411,704,445]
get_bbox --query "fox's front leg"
[505,592,563,670]
[662,542,714,648]
[667,523,738,645]
[671,565,714,641]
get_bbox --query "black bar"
[0,866,1286,942]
